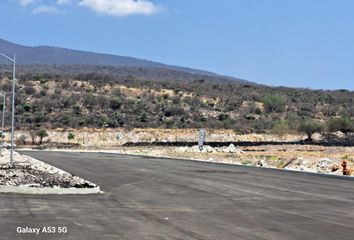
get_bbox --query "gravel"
[0,149,97,188]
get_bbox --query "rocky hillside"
[0,67,353,134]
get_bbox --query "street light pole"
[0,53,16,166]
[0,91,5,158]
[10,54,16,166]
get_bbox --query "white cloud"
[32,5,62,14]
[56,0,71,4]
[18,0,162,17]
[78,0,160,16]
[19,0,38,6]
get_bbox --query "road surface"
[1,151,354,240]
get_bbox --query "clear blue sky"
[1,0,354,90]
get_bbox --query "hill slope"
[0,69,353,133]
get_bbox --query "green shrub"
[22,104,32,112]
[327,117,354,134]
[67,132,75,141]
[109,97,123,110]
[272,120,290,136]
[262,94,285,113]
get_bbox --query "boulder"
[201,145,216,153]
[333,131,346,139]
[312,133,322,141]
[319,158,333,168]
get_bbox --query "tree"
[327,117,354,134]
[67,132,75,141]
[298,118,322,140]
[36,129,48,145]
[15,134,27,145]
[29,130,37,145]
[262,94,285,113]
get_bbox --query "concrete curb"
[0,185,101,195]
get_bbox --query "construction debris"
[176,144,245,154]
[175,145,352,176]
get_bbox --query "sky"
[0,0,353,90]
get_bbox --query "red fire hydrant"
[342,160,349,176]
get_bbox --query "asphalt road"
[1,151,354,240]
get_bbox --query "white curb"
[0,185,101,195]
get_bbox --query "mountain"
[0,38,248,83]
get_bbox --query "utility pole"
[0,91,5,158]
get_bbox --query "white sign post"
[198,128,205,151]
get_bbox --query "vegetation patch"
[0,66,353,136]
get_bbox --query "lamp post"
[0,53,16,166]
[0,91,5,158]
